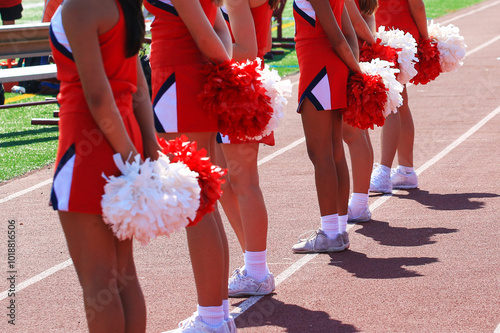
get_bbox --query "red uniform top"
[0,0,21,8]
[375,0,420,40]
[294,0,343,44]
[49,3,137,115]
[221,2,273,58]
[144,0,217,69]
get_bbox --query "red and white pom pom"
[101,154,201,245]
[359,38,399,67]
[102,154,200,245]
[410,38,441,85]
[428,20,466,73]
[376,26,418,84]
[198,59,273,141]
[255,61,292,139]
[159,135,226,227]
[360,59,404,117]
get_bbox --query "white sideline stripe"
[0,259,72,301]
[466,35,500,57]
[441,0,500,24]
[258,137,305,166]
[231,104,500,318]
[0,178,52,204]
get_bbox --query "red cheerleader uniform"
[144,0,219,134]
[294,0,348,111]
[218,3,275,145]
[49,1,143,214]
[375,0,420,43]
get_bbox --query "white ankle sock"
[222,299,229,321]
[349,192,369,217]
[338,215,348,233]
[197,304,224,327]
[244,250,269,281]
[321,214,339,238]
[397,165,414,174]
[379,164,391,174]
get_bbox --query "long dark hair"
[268,0,280,10]
[118,0,145,58]
[359,0,378,16]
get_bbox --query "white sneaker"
[228,268,275,297]
[163,312,230,333]
[226,317,237,333]
[370,163,392,193]
[341,231,350,249]
[348,204,371,222]
[391,168,418,189]
[292,230,346,253]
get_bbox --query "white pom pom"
[376,26,418,84]
[428,20,467,73]
[360,59,404,117]
[255,59,292,140]
[101,153,200,245]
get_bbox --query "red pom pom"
[360,38,400,66]
[410,38,441,85]
[197,60,273,141]
[345,72,388,130]
[159,135,226,227]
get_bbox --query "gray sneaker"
[292,230,346,253]
[341,231,350,249]
[347,205,372,223]
[163,312,231,333]
[228,268,275,297]
[370,163,392,193]
[391,168,418,189]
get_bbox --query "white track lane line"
[494,323,500,333]
[466,35,500,57]
[231,104,500,319]
[0,178,52,204]
[441,0,500,24]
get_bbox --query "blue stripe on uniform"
[50,144,76,211]
[49,24,74,61]
[153,72,176,133]
[145,0,178,16]
[299,67,328,111]
[293,0,316,27]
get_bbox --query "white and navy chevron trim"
[299,67,331,111]
[50,144,76,211]
[153,73,178,133]
[220,5,229,22]
[293,0,316,27]
[49,6,74,61]
[146,0,178,16]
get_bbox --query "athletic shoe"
[228,268,275,297]
[226,317,237,333]
[347,205,371,223]
[341,231,350,249]
[163,313,231,333]
[391,168,418,189]
[369,163,392,193]
[292,230,346,253]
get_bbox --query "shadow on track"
[233,297,359,332]
[328,250,438,279]
[354,219,458,247]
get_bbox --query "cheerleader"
[292,0,361,253]
[342,0,378,223]
[215,0,279,298]
[370,0,428,193]
[49,0,158,330]
[143,0,236,331]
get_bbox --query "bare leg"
[380,110,401,168]
[396,87,414,167]
[220,143,267,252]
[343,123,372,194]
[300,98,338,216]
[334,114,349,216]
[59,212,146,332]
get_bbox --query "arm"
[264,19,273,54]
[345,0,375,45]
[341,4,360,62]
[363,14,376,34]
[408,0,429,39]
[310,0,360,72]
[224,0,258,61]
[214,8,233,59]
[62,0,138,163]
[172,0,231,63]
[133,57,161,160]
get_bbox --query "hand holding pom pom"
[101,154,201,245]
[360,38,399,67]
[427,20,467,73]
[410,38,441,85]
[159,135,226,226]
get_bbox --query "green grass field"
[0,0,488,183]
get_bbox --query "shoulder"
[61,0,119,34]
